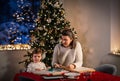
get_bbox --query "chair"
[95,64,117,75]
[19,76,35,81]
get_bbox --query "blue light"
[0,0,40,45]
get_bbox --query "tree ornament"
[54,2,59,8]
[47,18,52,23]
[37,27,43,30]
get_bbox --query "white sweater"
[27,62,46,73]
[52,41,83,68]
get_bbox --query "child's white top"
[27,62,46,73]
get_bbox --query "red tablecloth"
[13,71,120,81]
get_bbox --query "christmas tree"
[20,0,76,67]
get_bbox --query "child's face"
[32,53,42,63]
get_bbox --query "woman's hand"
[54,63,62,68]
[67,64,76,69]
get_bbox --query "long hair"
[61,28,76,49]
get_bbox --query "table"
[13,71,120,81]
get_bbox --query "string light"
[0,44,31,50]
[111,49,120,55]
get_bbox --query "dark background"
[0,0,40,45]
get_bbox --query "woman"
[52,29,117,75]
[52,28,83,69]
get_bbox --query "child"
[27,48,46,73]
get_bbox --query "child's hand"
[35,68,41,71]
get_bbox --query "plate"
[64,72,80,77]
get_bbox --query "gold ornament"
[30,35,37,42]
[40,41,45,46]
[37,27,43,30]
[47,18,51,23]
[54,2,59,8]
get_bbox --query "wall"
[111,0,120,52]
[0,51,26,81]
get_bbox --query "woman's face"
[32,53,42,63]
[61,35,72,47]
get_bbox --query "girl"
[27,48,46,73]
